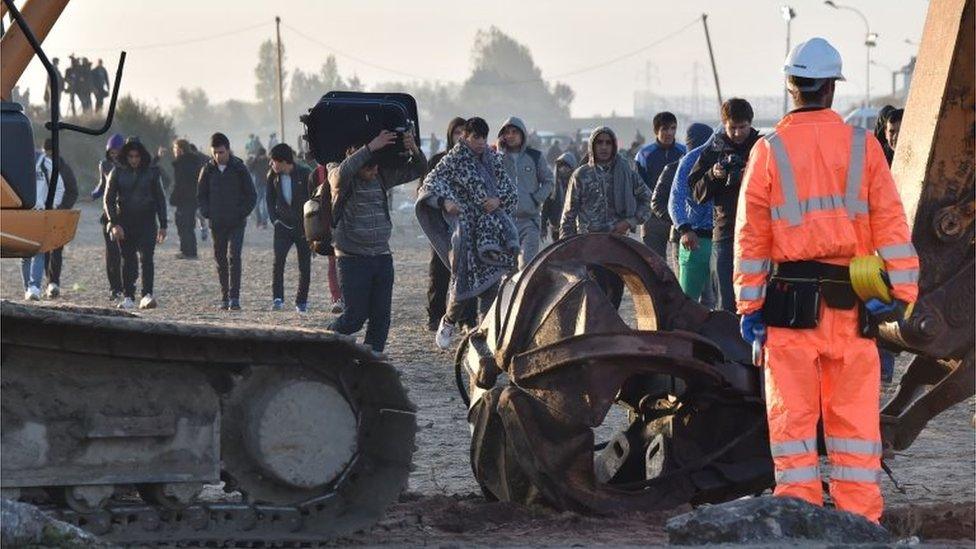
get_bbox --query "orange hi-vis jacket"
[734,108,919,314]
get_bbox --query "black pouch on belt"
[820,280,858,309]
[762,277,822,329]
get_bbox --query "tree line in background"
[26,26,574,196]
[173,26,575,153]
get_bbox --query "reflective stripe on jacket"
[733,108,919,314]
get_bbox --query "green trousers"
[678,237,712,300]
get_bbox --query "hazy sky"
[18,0,927,117]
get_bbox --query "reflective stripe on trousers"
[763,305,883,523]
[825,437,883,456]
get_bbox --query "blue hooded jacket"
[669,124,715,235]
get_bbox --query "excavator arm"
[879,0,975,451]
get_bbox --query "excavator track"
[0,300,417,545]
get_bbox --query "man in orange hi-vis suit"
[734,37,919,523]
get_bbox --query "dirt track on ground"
[2,199,973,546]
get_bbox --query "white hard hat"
[784,37,845,89]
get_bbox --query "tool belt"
[762,261,859,329]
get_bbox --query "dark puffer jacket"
[196,156,257,228]
[104,164,167,230]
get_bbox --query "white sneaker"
[117,297,136,310]
[435,317,456,350]
[45,283,60,298]
[139,294,157,309]
[331,298,345,314]
[24,286,41,301]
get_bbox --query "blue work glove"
[865,298,908,323]
[740,311,766,345]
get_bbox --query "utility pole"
[701,14,722,110]
[274,16,285,145]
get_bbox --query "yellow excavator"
[1,0,85,256]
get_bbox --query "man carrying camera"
[689,98,760,312]
[328,128,426,353]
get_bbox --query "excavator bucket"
[880,0,974,451]
[459,234,774,513]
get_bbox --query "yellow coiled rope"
[850,255,914,318]
[850,255,891,302]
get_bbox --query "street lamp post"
[825,0,875,109]
[781,5,796,116]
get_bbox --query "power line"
[545,16,700,80]
[47,20,270,54]
[283,16,700,86]
[282,22,425,80]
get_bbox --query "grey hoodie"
[560,127,651,238]
[498,116,554,221]
[542,151,579,236]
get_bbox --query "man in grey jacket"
[497,116,553,268]
[560,127,651,309]
[327,128,426,352]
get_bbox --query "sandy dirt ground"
[2,199,973,546]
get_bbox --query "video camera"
[719,152,747,176]
[301,91,420,170]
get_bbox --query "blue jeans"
[330,254,394,352]
[711,238,735,313]
[21,254,45,290]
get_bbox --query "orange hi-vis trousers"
[764,305,883,523]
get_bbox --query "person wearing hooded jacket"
[542,151,578,242]
[667,123,717,301]
[423,116,475,331]
[497,116,554,268]
[104,138,168,310]
[560,127,651,308]
[417,117,516,350]
[92,133,125,300]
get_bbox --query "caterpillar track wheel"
[0,300,416,545]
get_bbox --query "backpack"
[304,165,335,256]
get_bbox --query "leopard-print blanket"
[416,140,518,301]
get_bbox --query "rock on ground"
[665,497,890,545]
[1,498,110,547]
